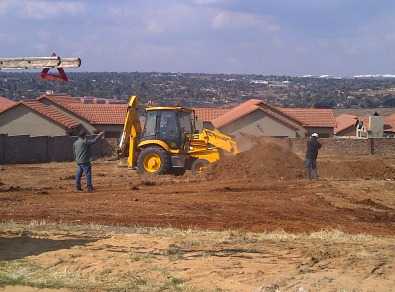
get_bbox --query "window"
[159,111,179,143]
[179,112,193,134]
[143,111,157,138]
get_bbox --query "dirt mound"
[208,142,304,181]
[319,159,395,180]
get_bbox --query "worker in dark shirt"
[305,133,322,180]
[73,130,104,192]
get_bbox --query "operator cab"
[141,107,195,149]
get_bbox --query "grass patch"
[0,221,391,245]
[1,221,391,245]
[0,258,200,291]
[0,260,79,289]
[129,251,156,262]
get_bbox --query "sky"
[0,0,394,75]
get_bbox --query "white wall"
[219,110,305,152]
[0,105,67,136]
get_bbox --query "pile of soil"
[207,141,395,181]
[319,160,395,180]
[208,142,304,181]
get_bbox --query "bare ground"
[0,159,394,235]
[0,223,395,291]
[0,156,394,291]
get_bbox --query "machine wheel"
[137,147,170,175]
[172,168,186,176]
[191,159,209,175]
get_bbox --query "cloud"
[212,10,280,32]
[1,0,395,75]
[22,0,85,19]
[0,0,14,15]
[142,4,200,34]
[192,0,230,5]
[0,0,85,19]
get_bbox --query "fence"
[1,134,394,164]
[289,137,395,156]
[0,134,116,164]
[237,136,395,157]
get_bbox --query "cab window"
[179,112,193,134]
[158,111,180,146]
[143,111,157,138]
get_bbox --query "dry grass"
[0,221,389,244]
[0,260,85,290]
[0,259,201,291]
[1,221,393,291]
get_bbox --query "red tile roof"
[62,103,128,125]
[335,114,358,134]
[335,113,395,135]
[212,99,335,130]
[212,99,292,129]
[22,101,80,129]
[39,94,127,125]
[281,108,336,128]
[193,107,230,122]
[1,100,80,129]
[384,114,395,133]
[0,96,16,112]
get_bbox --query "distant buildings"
[210,99,335,152]
[0,100,81,137]
[38,95,127,137]
[335,113,395,138]
[2,93,394,143]
[0,94,127,137]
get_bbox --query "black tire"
[172,167,186,176]
[191,159,209,175]
[137,147,171,175]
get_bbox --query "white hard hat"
[311,133,319,137]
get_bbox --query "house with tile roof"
[335,114,359,136]
[280,108,335,137]
[0,96,16,112]
[335,113,395,138]
[211,99,335,143]
[193,107,230,129]
[38,94,127,137]
[384,114,395,136]
[0,100,81,137]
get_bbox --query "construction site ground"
[1,153,395,291]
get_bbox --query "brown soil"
[208,142,304,180]
[319,159,395,180]
[0,157,394,236]
[208,141,395,181]
[1,155,395,291]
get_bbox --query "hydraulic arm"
[192,128,239,155]
[118,96,141,168]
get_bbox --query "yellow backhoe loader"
[118,96,239,175]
